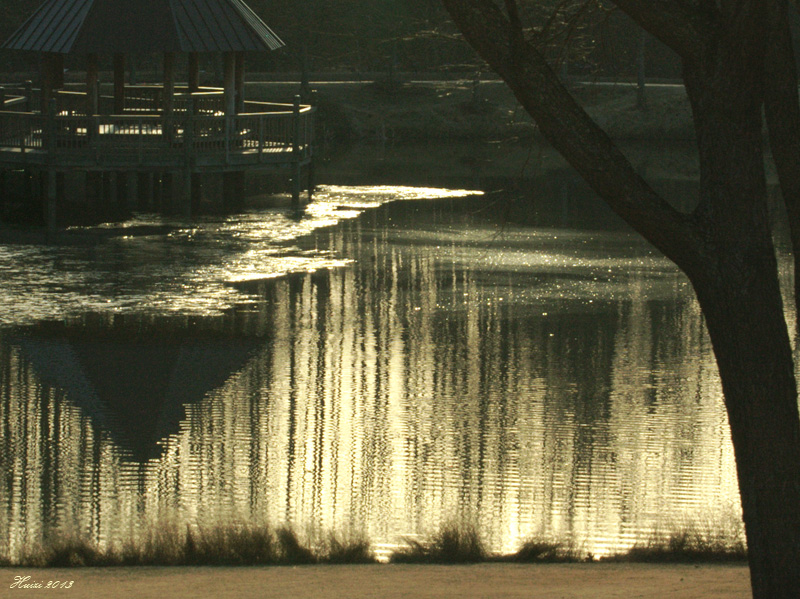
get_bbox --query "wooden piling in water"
[164,172,176,214]
[307,161,315,201]
[181,169,192,217]
[56,172,65,207]
[0,169,6,214]
[115,171,129,217]
[191,174,202,214]
[181,100,195,217]
[223,171,245,212]
[102,172,113,217]
[87,172,102,216]
[137,172,152,211]
[45,169,56,236]
[153,173,164,212]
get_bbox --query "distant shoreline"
[251,80,696,143]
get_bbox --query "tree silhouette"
[440,1,800,597]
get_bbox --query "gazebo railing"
[3,85,305,118]
[0,84,36,112]
[51,88,228,117]
[0,105,315,166]
[0,110,42,152]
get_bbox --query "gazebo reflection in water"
[0,0,315,227]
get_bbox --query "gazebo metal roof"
[3,0,285,54]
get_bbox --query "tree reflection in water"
[0,190,742,562]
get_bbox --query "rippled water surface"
[0,185,742,561]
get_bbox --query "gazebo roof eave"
[1,0,285,56]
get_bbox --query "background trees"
[0,0,683,81]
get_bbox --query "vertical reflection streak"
[0,199,744,560]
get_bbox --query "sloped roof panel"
[229,0,284,51]
[3,0,93,53]
[171,0,284,52]
[2,0,285,54]
[71,0,183,54]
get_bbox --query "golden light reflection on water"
[0,186,482,326]
[0,187,744,561]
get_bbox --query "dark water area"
[0,154,751,561]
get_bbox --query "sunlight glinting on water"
[0,186,482,326]
[0,185,744,561]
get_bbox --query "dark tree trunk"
[682,38,800,596]
[684,68,800,598]
[440,1,800,597]
[764,0,800,322]
[694,272,800,597]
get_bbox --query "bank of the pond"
[250,80,695,143]
[3,563,750,599]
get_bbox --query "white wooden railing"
[0,101,314,168]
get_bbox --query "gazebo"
[0,0,315,227]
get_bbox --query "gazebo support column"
[180,100,195,217]
[188,52,200,121]
[52,54,64,91]
[183,53,203,215]
[86,53,99,115]
[162,52,176,146]
[224,52,236,116]
[163,52,175,115]
[188,53,200,93]
[222,53,245,210]
[291,95,301,209]
[40,54,54,113]
[113,53,125,114]
[235,52,245,113]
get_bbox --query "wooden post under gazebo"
[0,0,315,229]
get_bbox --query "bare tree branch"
[503,0,523,33]
[608,0,714,61]
[441,0,702,271]
[764,0,800,320]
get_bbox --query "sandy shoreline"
[3,563,750,599]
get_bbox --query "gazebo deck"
[0,86,314,172]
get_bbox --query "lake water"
[0,178,745,561]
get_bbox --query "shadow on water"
[6,316,266,463]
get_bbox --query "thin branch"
[504,0,523,33]
[535,0,587,46]
[608,0,714,61]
